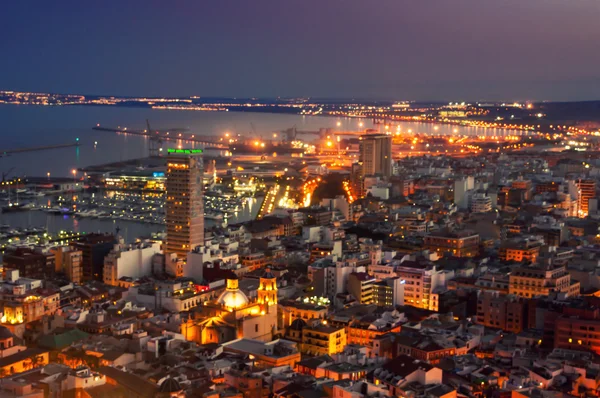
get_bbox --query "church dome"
[217,289,249,309]
[159,377,182,393]
[290,318,307,331]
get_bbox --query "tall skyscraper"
[165,149,204,258]
[359,134,392,178]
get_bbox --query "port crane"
[147,119,164,157]
[2,167,15,182]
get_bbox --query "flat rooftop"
[222,338,298,358]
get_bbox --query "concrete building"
[65,366,107,391]
[394,261,447,311]
[453,176,474,210]
[372,277,405,307]
[72,233,116,282]
[221,338,300,368]
[300,324,346,356]
[499,237,544,263]
[347,272,376,304]
[554,304,600,355]
[509,262,580,299]
[470,193,492,213]
[577,179,596,217]
[103,240,162,286]
[424,229,480,258]
[360,134,392,178]
[165,149,205,259]
[372,355,442,397]
[320,195,351,221]
[52,246,83,284]
[0,270,60,337]
[346,310,405,346]
[308,257,367,301]
[279,299,329,328]
[475,291,528,333]
[2,248,55,280]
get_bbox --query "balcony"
[304,333,328,341]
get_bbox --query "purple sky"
[2,0,600,101]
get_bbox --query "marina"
[0,189,263,246]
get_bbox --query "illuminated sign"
[167,148,203,154]
[152,172,165,178]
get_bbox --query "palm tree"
[23,354,44,371]
[31,355,44,369]
[23,358,33,371]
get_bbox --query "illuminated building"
[300,324,346,356]
[372,277,405,307]
[51,246,83,284]
[257,268,277,306]
[394,261,445,311]
[424,229,480,258]
[346,311,404,346]
[577,179,596,217]
[0,326,49,375]
[347,272,376,304]
[218,276,250,310]
[0,270,60,334]
[104,171,166,192]
[360,134,392,178]
[186,269,278,344]
[165,149,205,258]
[279,299,329,328]
[499,237,544,263]
[508,262,580,299]
[351,162,364,198]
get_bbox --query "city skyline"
[2,2,600,397]
[2,1,600,101]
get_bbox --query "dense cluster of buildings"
[3,135,600,397]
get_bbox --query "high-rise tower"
[577,179,596,217]
[359,134,392,178]
[165,149,204,258]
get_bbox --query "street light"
[47,172,50,181]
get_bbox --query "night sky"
[2,0,600,101]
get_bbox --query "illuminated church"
[185,269,278,344]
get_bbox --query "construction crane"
[2,167,14,182]
[250,122,258,138]
[147,119,163,157]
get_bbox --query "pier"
[0,142,80,157]
[92,126,228,148]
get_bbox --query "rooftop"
[222,338,299,358]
